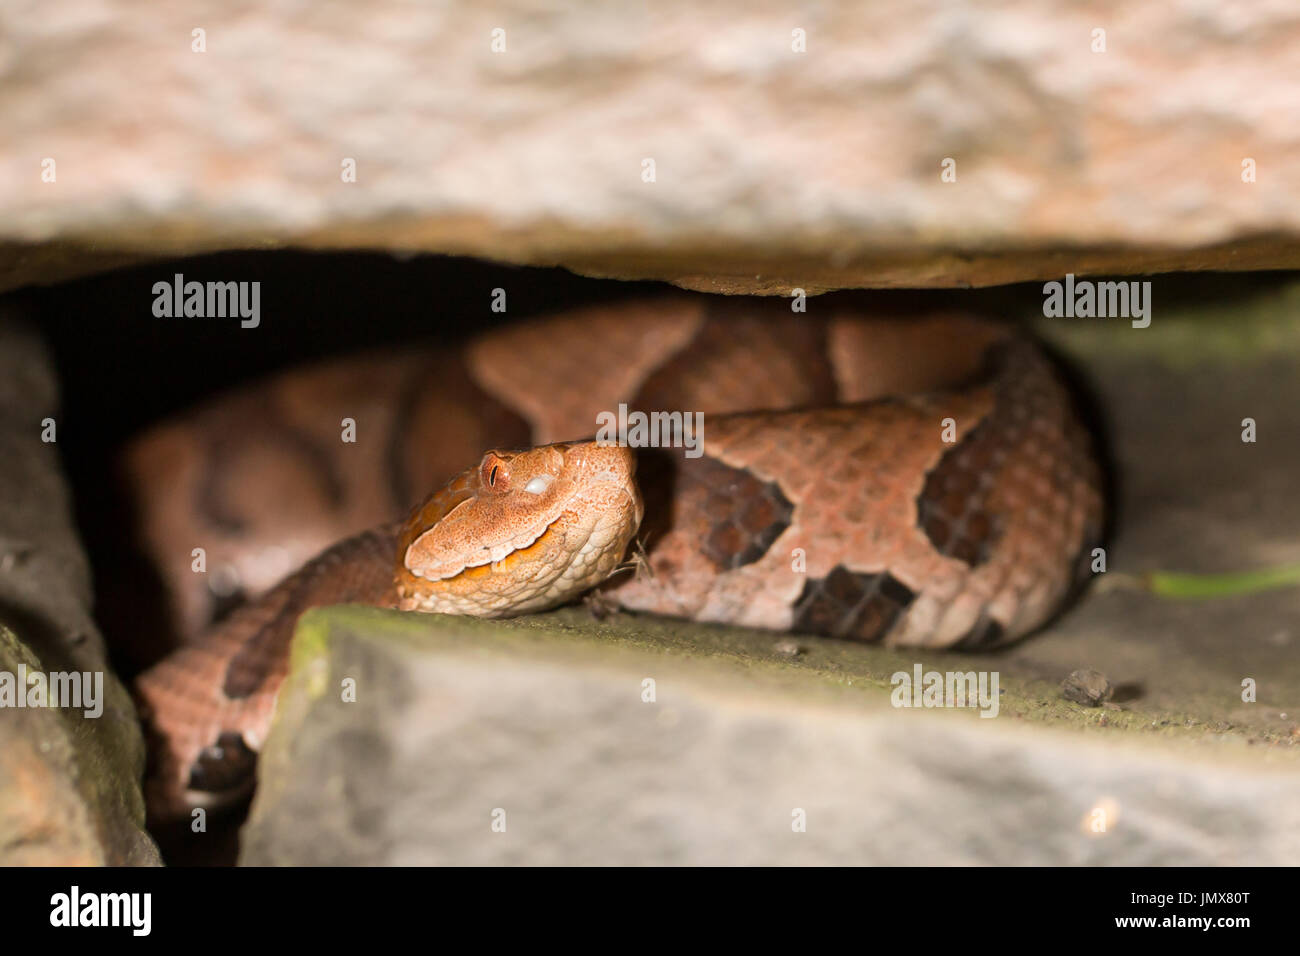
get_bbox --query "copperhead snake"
[129,296,1103,821]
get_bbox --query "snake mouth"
[414,480,638,586]
[402,440,640,585]
[441,523,559,582]
[405,497,569,581]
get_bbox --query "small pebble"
[1062,668,1113,707]
[773,639,804,657]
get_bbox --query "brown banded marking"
[915,408,1005,568]
[668,454,794,572]
[466,299,707,444]
[791,566,917,642]
[632,297,838,416]
[913,340,1059,572]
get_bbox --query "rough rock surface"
[0,316,159,866]
[1,1,1298,293]
[241,607,1299,866]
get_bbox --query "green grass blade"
[1145,564,1300,599]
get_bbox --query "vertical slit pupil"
[489,465,498,487]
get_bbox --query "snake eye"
[480,452,510,491]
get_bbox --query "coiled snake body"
[130,297,1103,820]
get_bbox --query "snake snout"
[568,440,637,486]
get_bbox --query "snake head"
[395,441,643,616]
